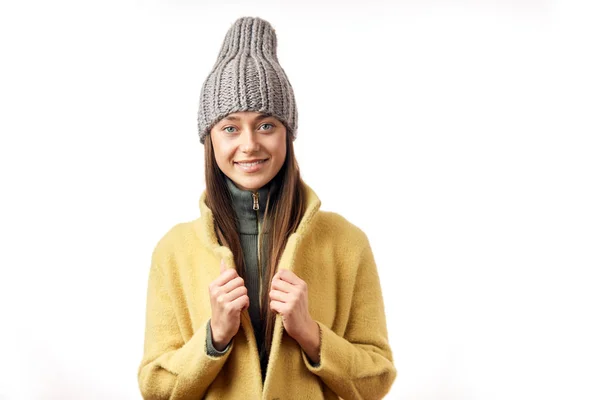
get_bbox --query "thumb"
[220,259,226,274]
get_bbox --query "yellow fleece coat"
[138,182,397,399]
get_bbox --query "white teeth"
[237,160,265,167]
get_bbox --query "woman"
[138,16,396,400]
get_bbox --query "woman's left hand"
[269,269,316,341]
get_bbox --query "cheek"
[271,136,287,163]
[213,141,236,164]
[276,146,286,163]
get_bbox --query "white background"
[1,0,598,399]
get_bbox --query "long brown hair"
[204,126,306,362]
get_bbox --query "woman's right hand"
[208,259,249,350]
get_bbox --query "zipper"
[253,191,262,309]
[252,192,259,211]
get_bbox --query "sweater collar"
[224,176,274,234]
[195,179,321,254]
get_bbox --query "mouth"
[234,158,269,172]
[234,158,268,166]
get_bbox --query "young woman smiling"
[138,16,397,400]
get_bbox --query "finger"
[223,286,248,303]
[271,277,296,293]
[269,288,288,302]
[230,294,249,312]
[221,276,245,294]
[276,269,303,285]
[212,268,238,288]
[270,300,285,313]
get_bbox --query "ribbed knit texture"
[196,16,298,145]
[205,176,279,383]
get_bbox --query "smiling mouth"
[234,159,268,166]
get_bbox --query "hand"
[208,259,249,350]
[269,269,315,342]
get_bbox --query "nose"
[240,128,260,153]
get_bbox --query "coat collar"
[194,179,321,261]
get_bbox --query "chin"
[238,175,273,190]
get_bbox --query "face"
[210,111,287,192]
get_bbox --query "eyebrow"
[222,113,273,122]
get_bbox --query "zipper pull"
[252,192,259,211]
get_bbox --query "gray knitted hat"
[197,16,298,145]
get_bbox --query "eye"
[260,123,274,131]
[223,126,236,133]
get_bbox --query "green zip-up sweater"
[205,176,278,383]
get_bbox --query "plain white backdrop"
[1,0,598,399]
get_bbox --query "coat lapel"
[194,180,322,395]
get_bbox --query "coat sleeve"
[300,232,397,400]
[137,244,233,400]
